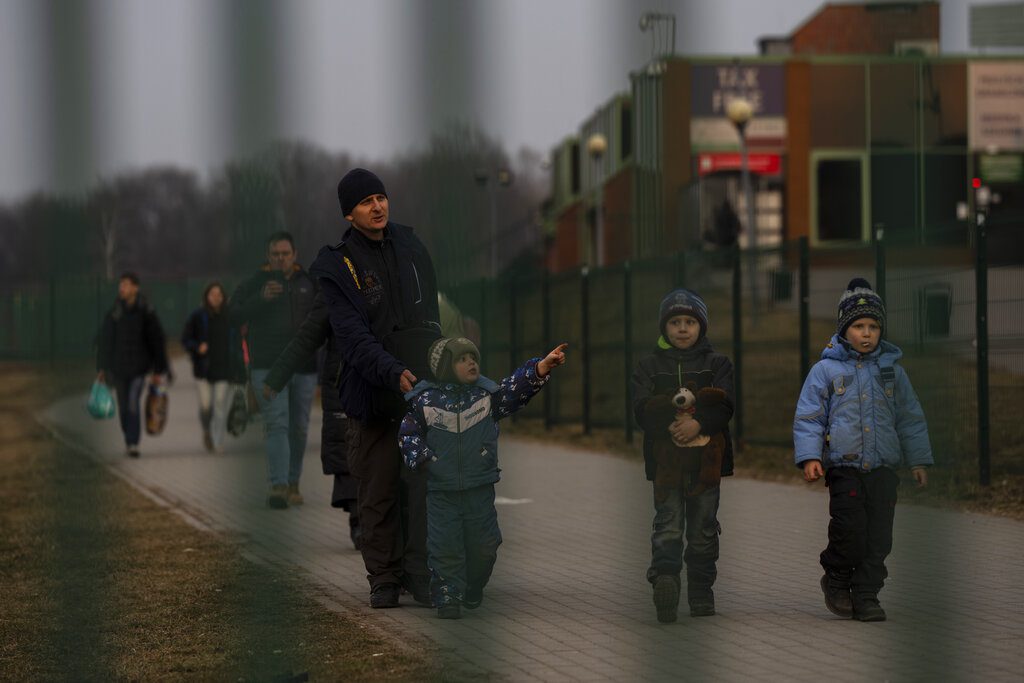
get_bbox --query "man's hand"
[537,343,568,377]
[149,373,163,387]
[262,384,277,401]
[261,280,284,301]
[399,369,417,393]
[198,342,209,355]
[668,416,701,443]
[911,466,928,488]
[803,460,824,482]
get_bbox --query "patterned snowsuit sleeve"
[492,358,550,421]
[399,393,435,470]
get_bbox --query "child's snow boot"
[652,575,680,623]
[820,571,853,618]
[687,584,715,617]
[852,593,886,622]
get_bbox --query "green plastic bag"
[87,381,116,419]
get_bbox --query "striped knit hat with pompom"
[837,278,885,337]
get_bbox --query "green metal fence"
[447,236,1022,486]
[4,237,1020,486]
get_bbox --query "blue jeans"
[648,472,721,588]
[251,369,317,487]
[113,375,146,447]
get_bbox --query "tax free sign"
[690,64,787,149]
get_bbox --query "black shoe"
[127,445,140,458]
[437,603,461,619]
[348,514,363,551]
[463,585,483,610]
[369,583,401,609]
[402,574,433,607]
[652,575,680,623]
[267,485,289,510]
[821,573,853,618]
[688,584,716,617]
[852,595,886,622]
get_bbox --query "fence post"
[674,249,686,287]
[976,212,990,486]
[49,275,57,366]
[799,236,810,383]
[623,261,633,444]
[508,274,518,422]
[874,227,886,303]
[732,243,743,441]
[543,269,552,430]
[581,267,591,435]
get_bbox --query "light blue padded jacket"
[793,335,933,471]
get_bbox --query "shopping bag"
[145,384,169,435]
[87,381,116,419]
[227,384,249,437]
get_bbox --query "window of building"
[924,152,968,246]
[871,153,919,244]
[813,155,867,243]
[570,141,580,195]
[620,104,632,162]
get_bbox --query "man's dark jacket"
[96,296,169,380]
[309,222,439,422]
[229,263,318,372]
[631,337,735,481]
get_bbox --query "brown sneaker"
[287,483,304,506]
[267,485,289,509]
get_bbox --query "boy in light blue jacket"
[794,278,932,622]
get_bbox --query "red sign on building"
[697,153,782,176]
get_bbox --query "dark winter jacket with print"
[181,307,234,382]
[794,335,932,472]
[309,223,440,422]
[96,295,169,380]
[632,336,735,481]
[229,263,318,372]
[398,359,549,492]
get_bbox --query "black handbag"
[227,384,249,437]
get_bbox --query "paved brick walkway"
[41,361,1024,682]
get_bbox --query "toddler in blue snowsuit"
[399,337,567,619]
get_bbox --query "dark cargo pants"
[347,418,428,590]
[820,466,899,597]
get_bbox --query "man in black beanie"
[310,168,441,608]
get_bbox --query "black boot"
[820,571,853,618]
[687,583,715,617]
[852,593,886,622]
[652,575,680,623]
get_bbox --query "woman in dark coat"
[182,282,233,452]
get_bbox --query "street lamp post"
[726,97,760,323]
[475,168,513,278]
[586,132,607,267]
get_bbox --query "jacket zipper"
[456,396,463,489]
[411,262,423,304]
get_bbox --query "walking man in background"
[230,232,319,509]
[96,271,169,458]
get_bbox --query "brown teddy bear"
[644,386,728,498]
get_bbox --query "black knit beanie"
[658,288,709,339]
[337,168,387,217]
[837,278,885,337]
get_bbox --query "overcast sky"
[0,0,980,201]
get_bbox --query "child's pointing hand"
[537,343,569,377]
